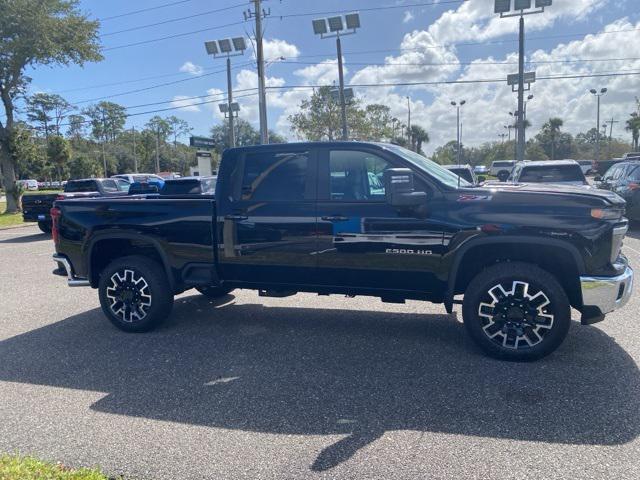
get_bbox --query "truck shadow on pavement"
[0,293,639,472]
[0,232,49,244]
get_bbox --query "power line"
[103,20,248,51]
[101,3,248,37]
[273,0,468,19]
[99,0,197,22]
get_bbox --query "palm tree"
[408,125,429,153]
[626,113,640,151]
[543,117,563,159]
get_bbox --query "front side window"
[101,179,120,192]
[329,150,389,201]
[241,151,309,201]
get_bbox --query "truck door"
[216,147,318,285]
[314,147,444,293]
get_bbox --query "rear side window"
[627,166,640,181]
[519,165,586,183]
[493,161,514,168]
[241,151,309,201]
[64,180,97,192]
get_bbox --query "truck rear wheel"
[98,255,173,333]
[196,285,234,298]
[38,221,51,234]
[462,262,571,361]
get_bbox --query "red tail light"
[56,194,66,201]
[50,206,61,245]
[629,183,640,191]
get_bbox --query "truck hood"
[480,182,625,206]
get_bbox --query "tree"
[26,93,74,138]
[66,114,87,141]
[210,119,284,153]
[0,0,101,213]
[408,125,429,154]
[68,154,100,179]
[83,102,127,143]
[47,135,71,180]
[545,118,563,160]
[626,113,640,151]
[166,116,191,148]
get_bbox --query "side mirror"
[477,175,486,183]
[384,168,427,207]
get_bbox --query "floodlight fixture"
[205,41,219,55]
[514,0,532,10]
[218,38,233,54]
[535,0,552,7]
[312,19,328,35]
[230,102,240,112]
[232,37,247,52]
[219,104,229,113]
[601,88,608,94]
[494,0,511,14]
[345,13,360,30]
[328,16,344,32]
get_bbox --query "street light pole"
[336,35,348,140]
[451,100,466,165]
[132,126,137,173]
[516,15,525,163]
[226,56,236,147]
[590,88,608,162]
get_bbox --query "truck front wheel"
[98,256,173,333]
[462,262,571,361]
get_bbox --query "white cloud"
[179,61,203,76]
[403,11,414,24]
[261,38,300,61]
[170,95,201,112]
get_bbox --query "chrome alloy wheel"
[478,281,554,350]
[105,269,152,323]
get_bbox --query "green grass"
[0,454,113,480]
[0,201,24,229]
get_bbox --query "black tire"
[462,262,571,361]
[98,255,174,333]
[38,221,51,234]
[196,285,234,298]
[497,170,510,182]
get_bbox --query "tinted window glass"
[519,165,586,183]
[493,161,515,168]
[64,180,97,192]
[329,150,389,201]
[242,151,308,201]
[101,179,120,192]
[628,166,640,181]
[114,179,130,191]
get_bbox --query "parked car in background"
[112,173,164,184]
[596,161,640,221]
[17,179,38,191]
[158,172,182,180]
[474,165,489,175]
[576,160,595,175]
[593,158,627,176]
[490,160,516,181]
[623,152,640,160]
[22,178,130,233]
[443,165,479,185]
[161,176,216,195]
[508,160,588,187]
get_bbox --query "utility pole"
[406,96,411,149]
[155,125,160,174]
[101,141,107,178]
[132,127,138,173]
[590,88,608,162]
[499,133,508,144]
[247,0,270,144]
[451,100,466,165]
[516,15,525,163]
[336,35,348,140]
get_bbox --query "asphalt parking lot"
[1,224,640,479]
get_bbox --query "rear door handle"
[321,215,349,222]
[225,214,248,221]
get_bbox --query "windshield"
[519,165,586,183]
[385,144,472,188]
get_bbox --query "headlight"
[591,208,623,220]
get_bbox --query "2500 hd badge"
[386,248,433,255]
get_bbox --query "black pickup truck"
[23,178,130,233]
[51,142,634,361]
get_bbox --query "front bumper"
[580,266,634,324]
[53,254,90,287]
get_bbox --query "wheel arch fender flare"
[86,232,175,291]
[445,235,586,313]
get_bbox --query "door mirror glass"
[384,168,427,207]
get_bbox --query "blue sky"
[27,0,640,153]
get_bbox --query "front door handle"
[321,215,349,222]
[225,214,248,221]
